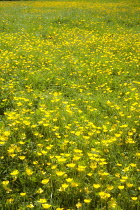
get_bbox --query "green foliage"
[0,0,140,210]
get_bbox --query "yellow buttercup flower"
[57,158,67,163]
[36,188,44,193]
[61,183,69,189]
[20,193,26,196]
[118,185,124,190]
[10,170,19,176]
[77,165,86,172]
[87,173,92,176]
[2,180,9,185]
[84,199,91,203]
[26,203,34,208]
[56,171,65,176]
[41,179,49,184]
[42,203,52,209]
[25,168,33,176]
[66,163,76,168]
[37,198,47,203]
[131,197,137,201]
[127,183,133,188]
[93,184,101,189]
[66,178,73,182]
[99,192,111,199]
[76,202,82,208]
[107,185,114,191]
[18,156,26,160]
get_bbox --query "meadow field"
[0,0,140,209]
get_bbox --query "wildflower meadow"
[0,0,140,209]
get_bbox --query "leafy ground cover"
[0,0,140,209]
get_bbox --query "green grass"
[0,0,140,210]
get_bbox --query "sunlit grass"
[0,0,140,209]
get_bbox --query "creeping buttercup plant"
[0,0,140,209]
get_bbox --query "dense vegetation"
[0,0,140,209]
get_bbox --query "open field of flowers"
[0,0,140,209]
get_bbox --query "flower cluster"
[0,0,139,209]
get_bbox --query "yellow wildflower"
[38,198,47,203]
[66,178,73,183]
[2,180,9,185]
[42,203,52,209]
[20,193,26,196]
[93,184,101,189]
[127,183,133,188]
[77,165,86,172]
[41,179,49,184]
[84,199,91,203]
[26,203,34,208]
[61,183,69,189]
[36,188,44,193]
[56,171,65,176]
[106,185,114,191]
[76,202,82,208]
[131,197,137,201]
[25,168,33,176]
[18,156,26,160]
[10,170,19,176]
[66,163,76,168]
[118,185,124,190]
[99,192,111,199]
